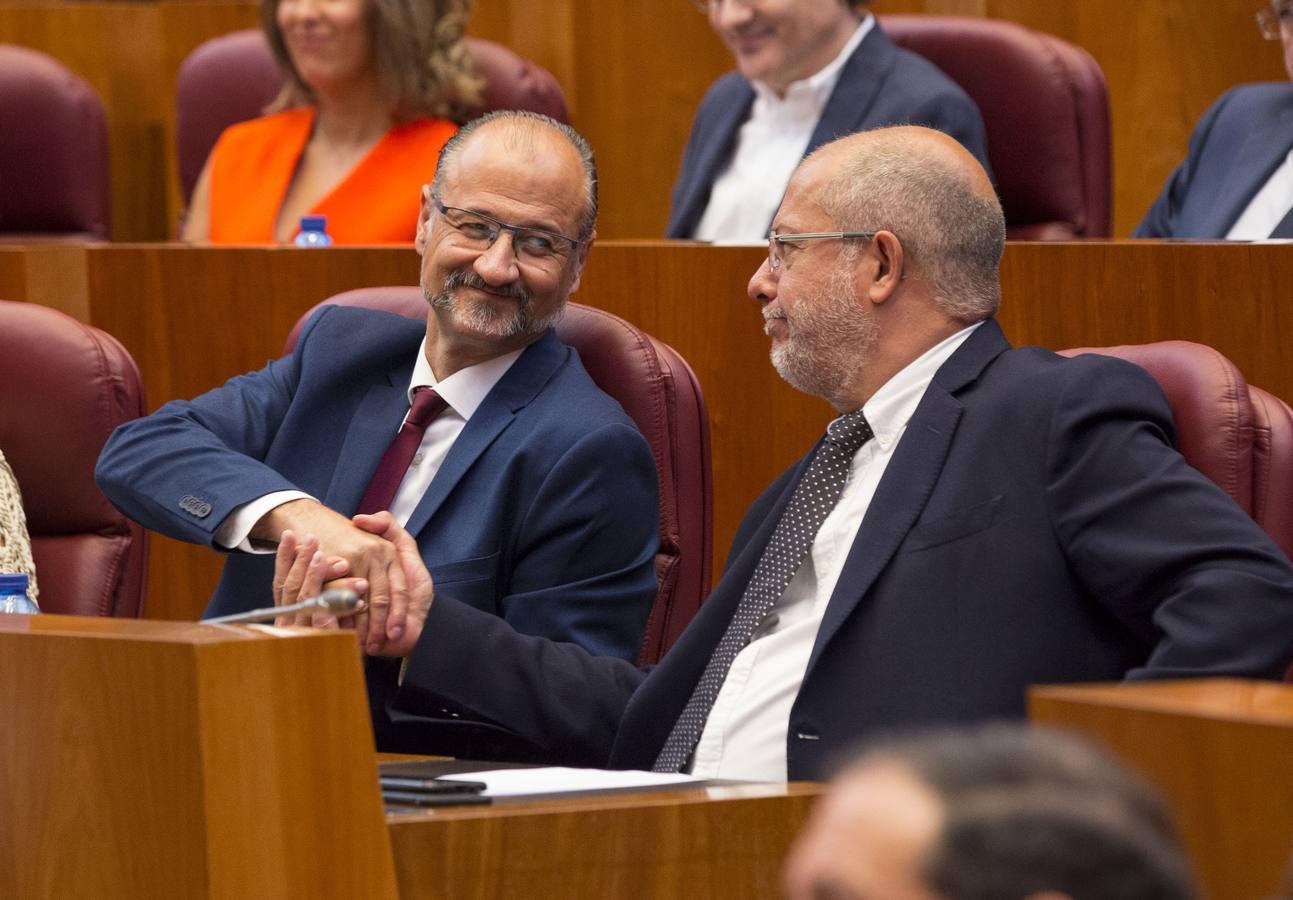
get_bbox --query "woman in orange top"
[183,0,480,245]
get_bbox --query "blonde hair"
[262,0,483,122]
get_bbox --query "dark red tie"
[356,387,447,515]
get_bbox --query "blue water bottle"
[0,573,38,614]
[294,215,333,248]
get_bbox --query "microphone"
[201,589,361,626]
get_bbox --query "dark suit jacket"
[666,23,991,239]
[96,304,659,662]
[395,320,1293,778]
[1135,83,1293,238]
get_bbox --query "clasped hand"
[272,511,433,657]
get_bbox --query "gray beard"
[426,269,565,339]
[769,270,875,408]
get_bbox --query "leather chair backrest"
[880,15,1111,239]
[1059,341,1255,514]
[176,30,570,202]
[0,300,147,616]
[285,289,713,664]
[0,45,110,241]
[1249,385,1293,562]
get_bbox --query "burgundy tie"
[356,387,447,515]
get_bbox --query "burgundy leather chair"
[285,290,713,664]
[0,45,110,241]
[1058,341,1293,560]
[176,31,570,203]
[880,15,1112,240]
[0,300,147,616]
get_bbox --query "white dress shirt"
[688,322,981,782]
[215,339,524,550]
[692,17,873,244]
[1225,148,1293,240]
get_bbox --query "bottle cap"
[299,215,328,232]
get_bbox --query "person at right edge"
[1135,0,1293,239]
[277,125,1293,782]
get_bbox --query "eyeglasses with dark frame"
[768,230,878,271]
[1256,0,1293,39]
[433,198,582,269]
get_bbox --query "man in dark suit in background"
[278,125,1293,780]
[1135,0,1293,239]
[95,112,660,754]
[667,0,989,241]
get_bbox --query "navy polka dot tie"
[652,410,873,773]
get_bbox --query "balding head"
[798,126,1005,323]
[431,110,598,241]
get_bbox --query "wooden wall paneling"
[469,0,579,112]
[0,245,90,320]
[995,241,1291,400]
[565,0,733,239]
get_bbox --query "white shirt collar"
[855,321,983,451]
[408,337,526,420]
[752,14,873,107]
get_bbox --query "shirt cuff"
[214,490,315,553]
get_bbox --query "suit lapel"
[806,26,896,154]
[402,330,568,537]
[1199,100,1293,235]
[324,368,411,514]
[805,321,1011,674]
[677,87,756,235]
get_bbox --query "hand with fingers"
[253,498,409,652]
[348,511,434,657]
[272,530,364,629]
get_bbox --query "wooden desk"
[0,615,820,898]
[2,240,1289,620]
[1030,679,1293,900]
[386,782,820,898]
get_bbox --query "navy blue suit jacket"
[666,24,991,239]
[96,305,659,665]
[395,320,1293,777]
[1135,83,1293,238]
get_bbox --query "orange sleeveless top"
[207,108,457,244]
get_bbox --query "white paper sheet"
[438,766,704,798]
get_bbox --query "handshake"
[271,510,432,658]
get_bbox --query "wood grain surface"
[1031,679,1293,900]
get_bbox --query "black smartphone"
[379,776,488,794]
[382,789,492,807]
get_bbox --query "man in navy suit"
[1135,0,1293,239]
[96,112,660,752]
[667,0,989,241]
[278,126,1293,780]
